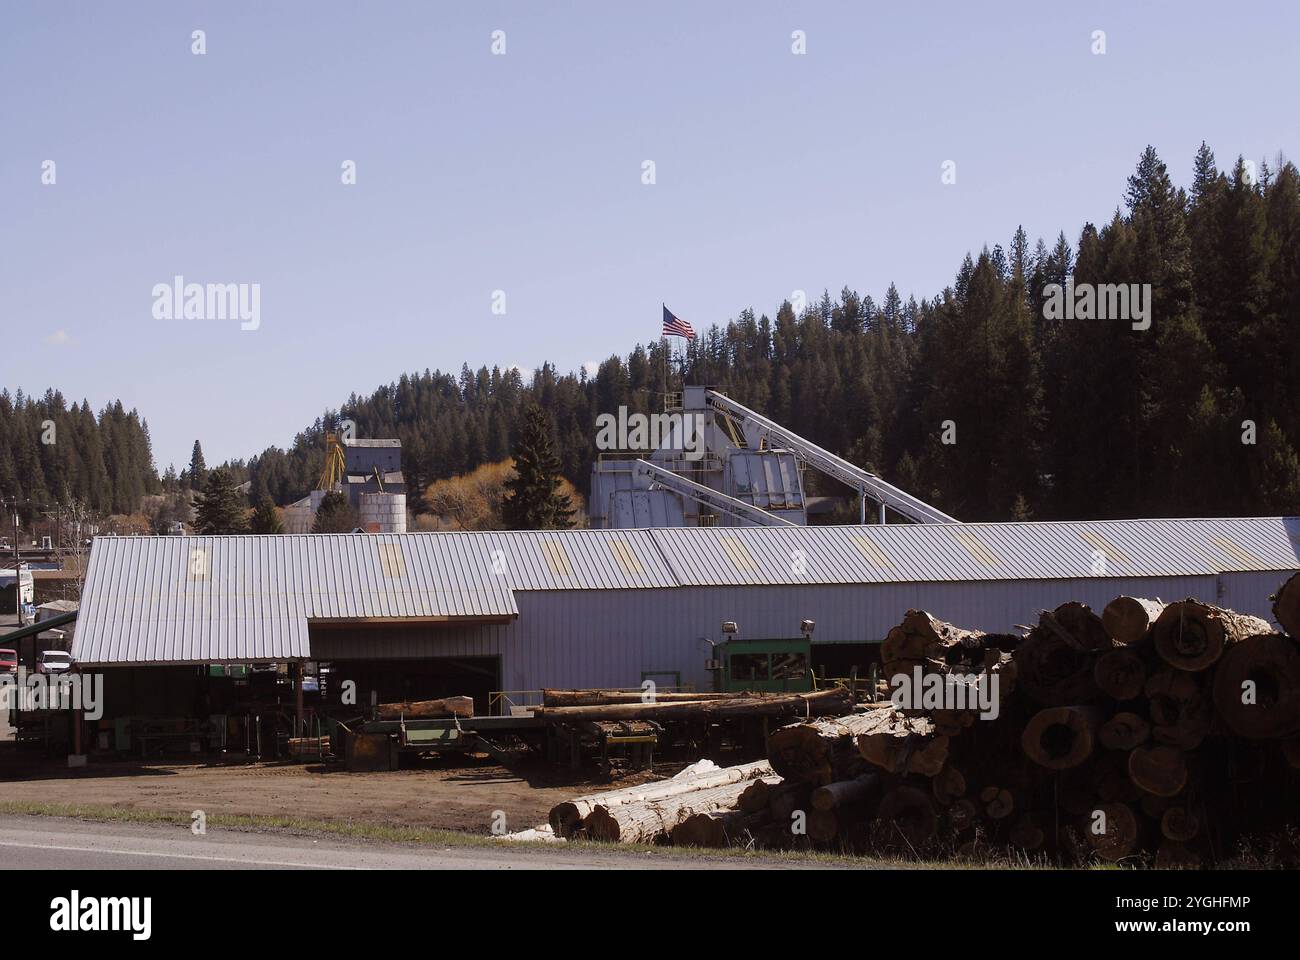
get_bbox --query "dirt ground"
[0,752,692,835]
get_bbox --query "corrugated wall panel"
[306,573,1279,694]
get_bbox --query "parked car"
[0,648,16,675]
[36,650,73,674]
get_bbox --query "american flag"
[662,304,696,341]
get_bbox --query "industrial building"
[69,518,1300,717]
[0,563,34,621]
[589,386,956,529]
[282,435,407,534]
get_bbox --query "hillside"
[225,144,1300,522]
[4,143,1298,527]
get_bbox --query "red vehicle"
[0,648,16,675]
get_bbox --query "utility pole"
[0,496,23,565]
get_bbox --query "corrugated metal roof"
[649,517,1300,586]
[450,529,679,590]
[74,534,520,665]
[72,519,1300,664]
[342,438,401,448]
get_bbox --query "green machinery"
[715,620,814,693]
[337,714,551,771]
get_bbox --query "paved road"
[0,815,837,870]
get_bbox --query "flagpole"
[661,301,668,409]
[661,335,668,410]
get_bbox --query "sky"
[2,1,1298,471]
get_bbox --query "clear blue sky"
[3,1,1297,471]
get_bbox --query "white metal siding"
[306,572,1269,693]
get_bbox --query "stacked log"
[551,587,1300,865]
[757,597,1300,862]
[542,689,751,706]
[374,696,474,720]
[1151,600,1269,672]
[1273,573,1300,638]
[531,687,852,724]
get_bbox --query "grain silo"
[359,492,407,533]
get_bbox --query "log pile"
[763,595,1300,865]
[548,585,1300,866]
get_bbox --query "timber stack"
[547,574,1300,866]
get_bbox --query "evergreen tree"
[193,468,247,534]
[502,403,575,530]
[311,491,358,533]
[188,441,207,491]
[250,497,284,534]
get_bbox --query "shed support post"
[294,661,304,738]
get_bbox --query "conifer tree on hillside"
[311,491,358,533]
[193,468,246,535]
[502,403,575,530]
[250,496,284,534]
[188,441,207,491]
[8,141,1300,525]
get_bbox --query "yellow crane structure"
[317,432,347,491]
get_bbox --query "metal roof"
[74,534,520,665]
[71,519,1300,664]
[649,517,1300,586]
[445,530,679,590]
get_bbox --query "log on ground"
[584,778,758,844]
[548,759,772,836]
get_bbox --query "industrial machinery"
[712,619,816,694]
[632,459,795,527]
[335,711,656,774]
[337,713,545,770]
[589,385,958,528]
[317,432,347,491]
[284,434,407,533]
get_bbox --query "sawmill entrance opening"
[810,643,880,685]
[307,622,503,715]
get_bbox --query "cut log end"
[1128,744,1188,798]
[1212,632,1300,740]
[1094,647,1147,700]
[1102,596,1166,646]
[1021,706,1097,770]
[1152,600,1270,672]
